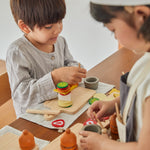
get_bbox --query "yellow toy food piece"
[54,84,78,95]
[93,93,114,101]
[58,100,73,108]
[93,88,120,101]
[108,88,120,98]
[93,93,106,99]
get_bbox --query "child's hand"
[79,131,108,150]
[52,66,87,85]
[87,99,118,121]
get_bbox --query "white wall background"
[0,0,118,70]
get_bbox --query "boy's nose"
[53,23,62,35]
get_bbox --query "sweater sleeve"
[6,46,57,116]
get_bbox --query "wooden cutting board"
[44,87,96,120]
[0,132,20,150]
[0,132,38,150]
[43,123,83,150]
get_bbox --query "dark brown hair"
[90,2,150,42]
[10,0,66,30]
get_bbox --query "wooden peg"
[115,103,123,123]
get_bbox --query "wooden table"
[9,47,142,141]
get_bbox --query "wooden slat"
[0,60,16,128]
[0,99,16,128]
[0,72,11,106]
[0,60,7,75]
[0,60,11,106]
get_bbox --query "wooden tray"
[44,87,96,120]
[0,132,20,150]
[43,123,83,150]
[0,132,38,150]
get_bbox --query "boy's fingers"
[80,137,87,143]
[80,143,88,150]
[97,108,105,119]
[79,131,89,137]
[77,69,86,75]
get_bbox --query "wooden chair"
[0,60,16,129]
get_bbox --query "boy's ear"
[18,20,31,34]
[133,6,150,30]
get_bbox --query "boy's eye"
[45,25,53,29]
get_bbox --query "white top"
[6,35,80,117]
[127,52,150,140]
[91,0,150,6]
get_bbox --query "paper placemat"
[20,82,114,130]
[96,82,114,93]
[0,125,49,150]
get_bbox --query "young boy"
[7,0,86,117]
[80,0,150,149]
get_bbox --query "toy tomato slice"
[52,119,65,127]
[102,116,109,121]
[83,118,97,126]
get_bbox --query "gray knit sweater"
[6,35,80,117]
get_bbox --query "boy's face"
[27,21,63,46]
[105,18,149,53]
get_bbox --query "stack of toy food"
[54,82,78,108]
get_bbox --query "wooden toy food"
[56,82,72,108]
[110,113,119,140]
[83,118,97,126]
[19,129,39,150]
[42,123,83,150]
[84,76,99,90]
[88,97,99,105]
[82,124,101,134]
[110,113,118,134]
[60,128,78,150]
[44,87,96,121]
[52,119,65,128]
[26,87,96,121]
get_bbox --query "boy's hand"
[51,66,87,85]
[79,131,108,150]
[87,98,119,121]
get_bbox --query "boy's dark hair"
[90,2,150,42]
[10,0,66,30]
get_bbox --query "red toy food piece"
[83,118,97,126]
[52,119,65,127]
[102,116,109,121]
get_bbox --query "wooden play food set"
[43,118,111,150]
[26,87,96,121]
[83,118,97,126]
[110,113,118,134]
[110,113,119,140]
[88,97,99,105]
[84,76,99,90]
[43,123,83,150]
[19,129,39,150]
[56,82,72,108]
[60,128,78,150]
[52,119,65,128]
[43,87,96,120]
[82,124,101,134]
